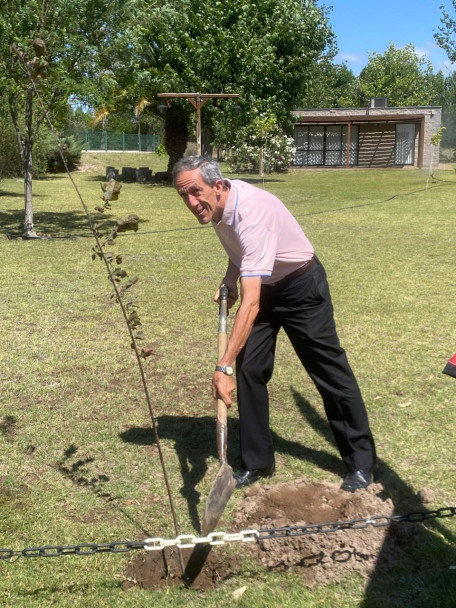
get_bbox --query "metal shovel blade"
[202,463,236,536]
[184,464,236,587]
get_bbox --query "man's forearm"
[218,277,261,366]
[222,258,240,285]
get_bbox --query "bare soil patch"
[75,162,99,173]
[122,477,411,592]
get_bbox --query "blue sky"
[328,0,455,75]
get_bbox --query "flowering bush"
[226,131,295,173]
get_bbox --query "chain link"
[1,507,454,561]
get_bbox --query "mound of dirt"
[123,477,405,591]
[231,477,395,588]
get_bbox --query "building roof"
[292,106,441,125]
[294,114,426,124]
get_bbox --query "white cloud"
[414,46,430,59]
[335,51,364,64]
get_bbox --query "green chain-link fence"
[65,130,161,152]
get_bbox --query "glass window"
[395,124,415,165]
[294,124,358,166]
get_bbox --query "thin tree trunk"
[22,87,38,239]
[23,144,35,237]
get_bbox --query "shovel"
[183,285,236,586]
[201,284,237,535]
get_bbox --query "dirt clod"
[417,487,436,504]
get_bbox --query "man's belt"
[270,256,317,288]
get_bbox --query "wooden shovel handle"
[217,284,229,432]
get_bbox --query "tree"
[434,2,456,152]
[435,71,456,150]
[299,60,358,108]
[111,0,336,174]
[435,1,456,63]
[357,43,439,107]
[0,0,125,237]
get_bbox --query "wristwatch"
[215,365,234,376]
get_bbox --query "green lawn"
[0,154,455,607]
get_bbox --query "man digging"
[173,156,376,492]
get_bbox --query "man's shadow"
[119,393,343,533]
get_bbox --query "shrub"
[46,134,84,172]
[0,115,22,178]
[0,114,82,177]
[226,132,295,173]
[223,114,295,174]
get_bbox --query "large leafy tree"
[435,1,456,62]
[299,60,358,108]
[356,43,439,107]
[112,0,335,174]
[0,0,125,238]
[434,1,456,149]
[432,70,456,149]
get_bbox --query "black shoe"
[233,465,275,489]
[341,469,372,492]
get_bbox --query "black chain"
[0,540,147,561]
[1,507,454,561]
[257,506,456,540]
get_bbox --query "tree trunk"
[22,87,39,239]
[23,144,36,237]
[163,105,189,177]
[201,125,214,158]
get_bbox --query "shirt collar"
[213,180,238,226]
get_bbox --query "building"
[292,100,442,170]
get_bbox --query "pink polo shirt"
[213,180,314,285]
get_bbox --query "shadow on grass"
[0,415,17,442]
[0,190,30,198]
[359,462,456,607]
[54,444,153,536]
[119,396,343,533]
[241,177,286,185]
[52,389,454,604]
[0,208,149,237]
[0,208,91,236]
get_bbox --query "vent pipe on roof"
[370,97,388,108]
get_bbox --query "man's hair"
[172,156,224,187]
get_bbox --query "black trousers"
[236,258,376,473]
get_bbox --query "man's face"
[175,168,223,224]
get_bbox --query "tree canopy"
[435,0,456,63]
[108,0,336,172]
[299,60,358,108]
[357,43,439,107]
